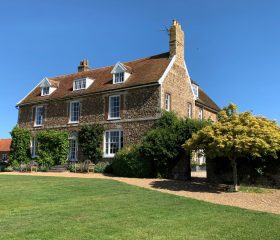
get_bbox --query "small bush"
[4,166,13,172]
[112,146,152,178]
[38,165,49,172]
[67,164,76,173]
[94,162,110,173]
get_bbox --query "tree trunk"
[184,151,191,181]
[230,157,239,192]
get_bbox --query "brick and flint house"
[16,20,219,163]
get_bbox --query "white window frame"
[41,87,50,96]
[73,79,86,91]
[192,84,199,99]
[198,107,203,120]
[69,136,78,161]
[30,137,37,158]
[114,72,124,84]
[103,129,123,158]
[69,101,80,124]
[34,106,44,127]
[187,102,192,118]
[165,93,171,111]
[108,95,121,120]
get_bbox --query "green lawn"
[0,175,279,240]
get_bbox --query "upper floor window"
[104,129,123,157]
[73,79,86,90]
[41,87,50,96]
[69,101,80,123]
[111,62,131,84]
[192,84,199,99]
[109,95,120,119]
[73,78,94,91]
[198,107,203,120]
[187,102,192,118]
[39,77,57,96]
[165,93,171,111]
[114,72,124,83]
[35,106,44,126]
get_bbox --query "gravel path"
[1,171,280,215]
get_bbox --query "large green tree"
[140,111,211,178]
[183,103,280,191]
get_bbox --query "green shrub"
[112,146,152,178]
[10,127,31,165]
[78,124,104,163]
[94,162,110,173]
[38,165,49,172]
[139,111,211,178]
[37,130,69,166]
[4,166,13,172]
[67,164,76,173]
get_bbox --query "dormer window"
[41,87,50,96]
[114,72,124,83]
[39,77,57,96]
[74,79,86,90]
[111,62,131,84]
[192,84,199,99]
[73,78,94,91]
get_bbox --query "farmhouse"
[16,20,219,162]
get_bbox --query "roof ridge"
[49,52,169,81]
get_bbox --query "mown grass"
[0,175,279,240]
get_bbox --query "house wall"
[161,62,195,118]
[194,105,217,121]
[18,85,161,160]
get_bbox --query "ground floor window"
[69,134,78,161]
[2,154,7,161]
[31,137,37,158]
[104,129,123,157]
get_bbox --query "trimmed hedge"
[112,146,153,178]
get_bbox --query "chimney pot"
[78,59,90,72]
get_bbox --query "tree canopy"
[183,103,280,191]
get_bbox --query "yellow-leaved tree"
[183,103,280,191]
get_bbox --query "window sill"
[68,121,79,124]
[103,154,115,158]
[107,117,121,121]
[34,125,43,128]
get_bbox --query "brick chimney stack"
[78,59,90,72]
[169,20,184,65]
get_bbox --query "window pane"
[109,96,120,118]
[69,139,77,160]
[35,107,43,126]
[104,130,123,156]
[70,102,80,122]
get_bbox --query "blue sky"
[0,0,279,138]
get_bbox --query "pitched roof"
[18,52,171,105]
[0,139,12,152]
[196,88,220,112]
[191,79,220,112]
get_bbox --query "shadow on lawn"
[149,177,227,194]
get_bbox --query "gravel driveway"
[1,171,280,215]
